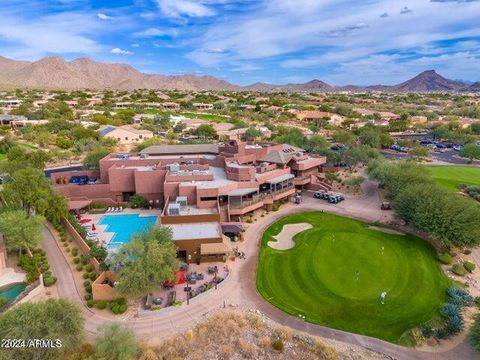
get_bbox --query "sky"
[0,0,479,86]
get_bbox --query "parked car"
[69,175,89,185]
[314,191,326,199]
[453,144,463,151]
[381,202,392,210]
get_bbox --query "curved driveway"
[42,179,476,360]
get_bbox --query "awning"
[68,200,92,210]
[266,174,294,185]
[201,240,232,255]
[222,224,243,233]
[223,188,258,197]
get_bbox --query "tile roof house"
[98,125,153,145]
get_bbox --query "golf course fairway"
[256,211,449,343]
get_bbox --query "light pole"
[186,276,190,305]
[214,266,218,290]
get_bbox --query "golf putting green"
[256,211,449,343]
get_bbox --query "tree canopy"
[0,299,84,360]
[368,160,480,248]
[0,210,44,255]
[111,227,180,299]
[459,143,480,163]
[95,323,139,360]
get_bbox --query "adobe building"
[52,139,327,262]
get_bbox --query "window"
[200,196,217,202]
[139,135,143,139]
[125,137,128,140]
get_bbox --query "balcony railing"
[228,184,294,209]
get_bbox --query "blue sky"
[0,0,479,86]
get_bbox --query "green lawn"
[426,165,480,192]
[179,112,230,123]
[256,212,449,343]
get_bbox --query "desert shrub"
[439,253,453,265]
[89,272,97,281]
[82,273,90,279]
[84,285,92,293]
[440,303,461,318]
[84,293,92,301]
[83,280,90,287]
[475,297,480,309]
[272,339,284,351]
[314,339,338,358]
[75,264,83,272]
[80,256,88,266]
[447,287,474,307]
[97,300,106,310]
[344,176,364,187]
[238,338,257,357]
[464,249,472,255]
[86,299,94,308]
[452,263,467,276]
[470,314,480,353]
[85,264,93,272]
[464,261,476,273]
[73,257,80,264]
[71,248,79,257]
[275,325,292,341]
[43,276,57,287]
[65,248,70,253]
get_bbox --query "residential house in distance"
[98,125,154,145]
[193,103,214,111]
[296,111,344,126]
[0,99,22,109]
[410,116,428,125]
[161,102,180,111]
[52,139,327,263]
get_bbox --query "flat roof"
[180,166,234,189]
[166,203,217,215]
[266,173,294,184]
[222,188,258,196]
[140,144,219,155]
[201,240,232,255]
[168,222,221,240]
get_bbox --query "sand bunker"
[368,226,405,235]
[268,223,313,250]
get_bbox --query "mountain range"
[0,55,478,92]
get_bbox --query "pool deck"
[0,268,26,288]
[83,209,162,248]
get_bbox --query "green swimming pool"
[0,282,26,302]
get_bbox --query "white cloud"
[133,27,178,38]
[110,47,133,55]
[0,10,104,59]
[185,0,480,77]
[131,43,140,48]
[96,13,113,20]
[156,0,216,18]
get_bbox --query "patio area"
[144,261,232,311]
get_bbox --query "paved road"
[40,179,477,360]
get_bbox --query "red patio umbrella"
[91,223,96,231]
[79,218,92,224]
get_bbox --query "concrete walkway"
[40,178,477,360]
